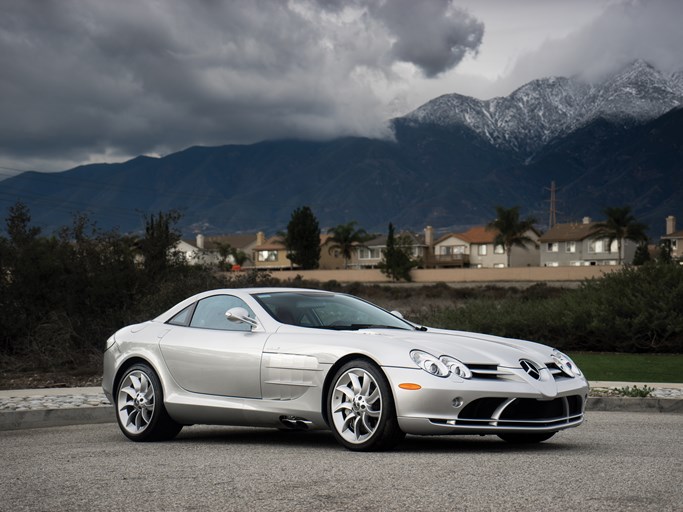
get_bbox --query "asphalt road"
[1,411,681,512]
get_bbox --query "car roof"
[153,287,337,323]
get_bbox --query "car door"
[159,294,267,398]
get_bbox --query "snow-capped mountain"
[402,60,683,154]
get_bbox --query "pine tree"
[379,223,415,282]
[139,210,183,277]
[284,206,320,270]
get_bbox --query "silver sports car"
[103,288,588,451]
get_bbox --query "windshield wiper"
[321,324,410,331]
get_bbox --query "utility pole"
[546,181,558,229]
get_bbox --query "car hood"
[351,327,555,367]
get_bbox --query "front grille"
[468,364,506,380]
[545,362,573,380]
[438,395,584,429]
[465,362,577,382]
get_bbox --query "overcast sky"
[1,0,681,174]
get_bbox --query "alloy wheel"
[330,368,382,444]
[117,369,156,435]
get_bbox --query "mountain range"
[1,60,681,238]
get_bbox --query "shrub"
[420,263,683,353]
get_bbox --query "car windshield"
[252,291,415,331]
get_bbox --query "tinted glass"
[168,304,195,326]
[189,295,254,331]
[253,291,413,331]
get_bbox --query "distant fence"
[242,266,622,284]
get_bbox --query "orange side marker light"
[399,383,422,390]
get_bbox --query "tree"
[486,206,537,268]
[327,221,373,268]
[632,242,651,266]
[592,206,648,265]
[284,206,320,270]
[230,249,249,267]
[139,210,183,277]
[379,223,416,282]
[215,242,234,268]
[658,239,673,264]
[6,201,40,248]
[215,242,249,268]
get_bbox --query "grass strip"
[568,352,683,383]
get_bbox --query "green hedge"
[419,263,683,353]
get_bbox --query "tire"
[115,363,183,442]
[327,360,405,451]
[497,432,556,444]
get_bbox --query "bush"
[421,263,683,353]
[3,201,681,375]
[0,205,228,371]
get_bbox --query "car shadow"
[396,434,580,454]
[175,425,340,449]
[170,425,582,454]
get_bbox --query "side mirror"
[225,307,258,327]
[390,310,404,319]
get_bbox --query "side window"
[189,295,255,331]
[168,304,196,326]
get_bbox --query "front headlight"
[551,350,582,378]
[440,356,472,379]
[410,350,450,377]
[410,350,472,379]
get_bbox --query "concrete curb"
[0,405,114,431]
[586,396,683,414]
[1,397,681,432]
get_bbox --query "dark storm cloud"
[0,0,483,169]
[371,0,483,77]
[313,0,484,77]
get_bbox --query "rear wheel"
[116,363,182,442]
[327,360,405,451]
[497,432,556,444]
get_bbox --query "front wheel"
[116,363,182,442]
[327,360,405,451]
[497,432,556,444]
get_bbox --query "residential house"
[430,226,540,268]
[176,238,209,265]
[662,215,683,260]
[178,233,260,268]
[350,231,428,269]
[252,232,290,269]
[251,233,347,270]
[319,234,348,270]
[538,217,636,267]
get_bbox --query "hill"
[1,61,681,237]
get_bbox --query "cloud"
[370,0,483,77]
[501,0,683,91]
[0,0,483,170]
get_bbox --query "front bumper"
[384,366,589,436]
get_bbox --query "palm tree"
[215,242,233,268]
[327,221,373,268]
[593,206,648,265]
[486,206,538,268]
